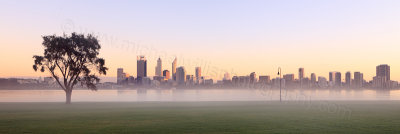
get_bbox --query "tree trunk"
[65,90,72,104]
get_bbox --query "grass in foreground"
[0,101,399,134]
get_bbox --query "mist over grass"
[0,101,399,134]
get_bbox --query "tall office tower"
[172,57,177,80]
[117,68,125,84]
[155,58,162,76]
[299,68,304,88]
[137,56,147,80]
[310,73,316,83]
[310,73,316,88]
[186,75,195,85]
[375,64,391,88]
[376,64,390,81]
[353,72,363,88]
[299,68,304,80]
[318,77,328,88]
[250,72,257,83]
[163,70,170,80]
[345,71,351,88]
[283,74,295,82]
[361,73,364,85]
[329,72,335,82]
[259,76,271,84]
[176,66,186,85]
[335,72,342,87]
[195,67,202,85]
[195,67,201,80]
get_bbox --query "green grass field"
[0,101,399,134]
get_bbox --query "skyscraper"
[329,71,341,87]
[329,72,335,82]
[163,70,170,80]
[137,56,147,81]
[310,73,316,83]
[299,68,304,80]
[353,72,363,88]
[310,73,316,88]
[172,57,177,80]
[259,75,271,84]
[345,71,351,88]
[155,58,162,76]
[283,74,294,82]
[335,72,342,87]
[186,75,194,85]
[299,68,304,88]
[195,67,201,80]
[250,72,257,83]
[176,66,186,85]
[117,68,125,84]
[376,64,390,81]
[374,64,391,88]
[195,67,202,85]
[318,76,328,88]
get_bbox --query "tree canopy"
[33,32,108,103]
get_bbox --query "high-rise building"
[374,64,391,89]
[329,72,341,87]
[163,70,170,80]
[176,66,186,85]
[195,67,201,84]
[310,73,316,88]
[310,73,316,83]
[335,72,342,87]
[172,57,177,80]
[195,67,201,79]
[318,76,328,88]
[232,76,239,85]
[250,72,257,83]
[299,68,304,88]
[299,68,304,80]
[283,74,294,82]
[273,77,286,89]
[259,75,271,84]
[376,64,390,81]
[186,75,194,85]
[329,72,335,82]
[353,72,363,88]
[137,56,147,81]
[329,71,342,87]
[155,58,162,76]
[345,71,351,88]
[117,68,126,84]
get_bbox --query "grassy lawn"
[0,101,399,134]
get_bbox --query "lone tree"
[33,33,108,104]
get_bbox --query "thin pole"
[278,67,282,102]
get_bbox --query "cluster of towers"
[117,57,397,89]
[117,56,205,86]
[229,65,396,89]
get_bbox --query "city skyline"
[1,0,400,81]
[116,55,395,89]
[1,1,400,133]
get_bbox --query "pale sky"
[1,0,400,81]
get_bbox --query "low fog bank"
[0,88,399,102]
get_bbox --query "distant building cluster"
[1,57,397,90]
[0,76,57,89]
[114,56,398,90]
[115,56,212,89]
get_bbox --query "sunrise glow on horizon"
[1,0,400,81]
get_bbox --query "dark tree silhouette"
[33,33,108,104]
